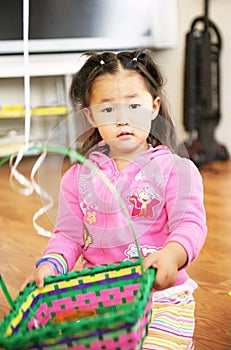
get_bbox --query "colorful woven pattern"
[0,260,155,350]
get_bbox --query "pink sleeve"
[164,157,207,265]
[43,165,84,271]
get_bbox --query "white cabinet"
[0,54,84,156]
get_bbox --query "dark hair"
[69,49,179,155]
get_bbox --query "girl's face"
[84,69,160,160]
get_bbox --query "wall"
[154,0,231,153]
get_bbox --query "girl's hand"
[143,242,187,290]
[21,263,56,291]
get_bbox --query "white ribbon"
[12,1,54,237]
[23,0,31,146]
[9,144,53,238]
[30,151,54,238]
[9,144,34,196]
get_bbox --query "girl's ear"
[83,107,96,127]
[152,96,161,120]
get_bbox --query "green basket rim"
[0,260,156,349]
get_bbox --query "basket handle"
[0,274,14,309]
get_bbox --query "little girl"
[24,49,207,349]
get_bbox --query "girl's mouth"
[117,131,133,138]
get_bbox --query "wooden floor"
[0,155,231,349]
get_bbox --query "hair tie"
[100,59,105,65]
[133,57,138,62]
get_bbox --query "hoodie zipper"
[111,170,120,183]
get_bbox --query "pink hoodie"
[44,145,207,286]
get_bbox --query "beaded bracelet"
[36,254,68,276]
[36,258,62,275]
[47,253,68,274]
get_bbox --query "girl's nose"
[115,105,129,125]
[116,120,128,126]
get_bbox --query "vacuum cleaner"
[183,0,229,166]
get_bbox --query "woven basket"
[0,260,155,350]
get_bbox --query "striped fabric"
[142,279,197,350]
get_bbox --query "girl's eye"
[129,104,140,110]
[102,107,114,114]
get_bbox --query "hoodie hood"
[87,144,173,173]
